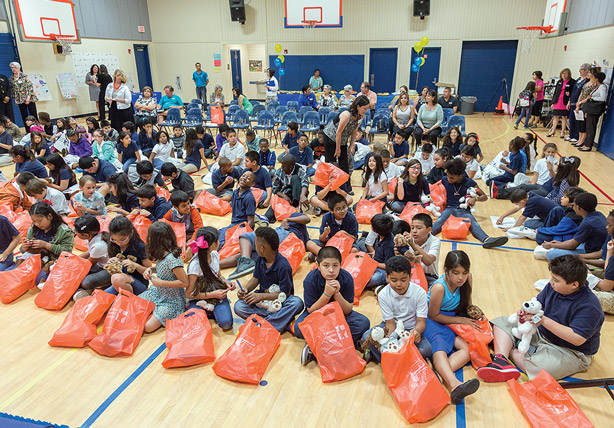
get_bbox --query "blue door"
[230,49,242,94]
[458,40,518,112]
[410,47,441,92]
[369,48,397,93]
[0,33,21,126]
[597,72,614,159]
[133,44,153,90]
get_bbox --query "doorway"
[133,44,153,91]
[230,49,243,95]
[410,47,441,92]
[368,48,397,93]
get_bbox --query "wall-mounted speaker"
[413,0,430,20]
[229,0,246,24]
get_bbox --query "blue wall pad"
[0,412,69,428]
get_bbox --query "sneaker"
[450,378,480,404]
[312,207,322,216]
[482,236,508,249]
[569,138,578,142]
[477,354,521,383]
[73,288,90,301]
[347,190,354,196]
[513,124,518,129]
[564,137,571,141]
[374,284,387,296]
[37,281,45,290]
[489,182,498,199]
[308,253,317,263]
[301,344,316,365]
[228,257,255,280]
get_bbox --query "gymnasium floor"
[1,113,613,428]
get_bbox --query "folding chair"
[446,115,466,136]
[227,105,240,122]
[274,105,288,124]
[297,106,313,124]
[368,114,389,143]
[250,104,266,122]
[318,107,331,126]
[230,99,239,106]
[267,100,280,111]
[441,108,455,133]
[277,111,299,146]
[159,107,182,132]
[360,109,372,131]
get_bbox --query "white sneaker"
[533,245,550,260]
[37,281,45,290]
[569,138,577,142]
[73,288,90,301]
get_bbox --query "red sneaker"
[477,354,520,383]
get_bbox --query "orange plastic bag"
[399,202,429,225]
[342,252,378,305]
[325,231,355,263]
[388,177,398,195]
[270,194,298,221]
[429,181,447,209]
[48,289,116,348]
[299,302,366,382]
[381,338,449,423]
[127,214,152,243]
[507,370,594,428]
[449,317,493,369]
[278,233,305,274]
[410,263,428,293]
[442,215,471,240]
[13,212,32,240]
[213,315,281,384]
[34,252,92,311]
[251,188,264,205]
[194,190,232,216]
[156,186,171,201]
[88,289,155,357]
[355,198,385,224]
[0,255,41,304]
[162,309,215,368]
[210,105,225,125]
[0,204,17,221]
[218,222,253,260]
[314,162,350,192]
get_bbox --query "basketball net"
[301,20,317,29]
[51,34,76,55]
[516,26,552,54]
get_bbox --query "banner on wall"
[56,73,78,99]
[27,73,52,101]
[72,52,120,88]
[214,54,222,72]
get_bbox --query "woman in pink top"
[547,68,575,139]
[528,71,544,128]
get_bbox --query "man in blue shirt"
[192,62,209,108]
[78,156,119,198]
[298,85,319,110]
[157,85,184,122]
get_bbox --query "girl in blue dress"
[424,250,481,404]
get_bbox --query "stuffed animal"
[421,194,441,217]
[466,304,485,320]
[255,284,287,313]
[361,320,412,354]
[103,254,138,275]
[459,187,478,213]
[195,276,229,310]
[393,233,423,264]
[507,297,544,354]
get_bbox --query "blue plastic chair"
[318,107,331,125]
[368,114,389,142]
[227,104,241,122]
[230,99,239,106]
[267,100,280,111]
[376,107,391,118]
[251,100,260,106]
[441,108,455,132]
[360,109,372,131]
[301,111,320,138]
[337,106,349,115]
[160,107,182,131]
[253,110,276,143]
[250,104,266,122]
[203,104,212,121]
[233,109,251,136]
[446,115,466,136]
[286,101,299,112]
[185,102,200,113]
[274,105,288,123]
[278,111,298,134]
[190,99,203,105]
[297,106,313,124]
[182,108,203,128]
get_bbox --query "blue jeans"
[105,276,149,295]
[524,218,544,229]
[391,200,413,213]
[188,298,233,330]
[361,321,432,362]
[293,308,371,345]
[0,254,16,271]
[234,295,304,332]
[366,268,387,289]
[152,158,164,169]
[486,174,514,188]
[515,107,531,128]
[432,207,489,242]
[122,157,137,173]
[546,243,586,261]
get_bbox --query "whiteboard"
[72,52,120,88]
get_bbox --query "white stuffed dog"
[255,284,287,313]
[459,187,478,213]
[421,194,441,217]
[508,297,544,354]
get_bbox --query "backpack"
[518,90,531,107]
[376,117,388,132]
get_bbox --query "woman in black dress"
[97,64,113,121]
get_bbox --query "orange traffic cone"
[494,96,504,114]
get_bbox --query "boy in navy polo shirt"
[243,150,272,208]
[497,189,558,231]
[281,121,301,152]
[234,226,305,332]
[480,255,604,381]
[259,138,276,176]
[288,134,315,177]
[229,171,256,228]
[206,157,240,202]
[432,158,508,249]
[294,246,370,365]
[196,126,216,158]
[365,214,395,289]
[78,156,119,197]
[389,130,410,166]
[0,214,21,271]
[133,184,172,222]
[543,192,608,261]
[306,193,359,262]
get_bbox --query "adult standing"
[193,62,209,109]
[85,64,101,118]
[547,68,575,139]
[360,82,377,118]
[577,69,607,152]
[566,63,590,143]
[105,69,134,133]
[9,62,37,133]
[309,69,323,93]
[0,72,14,122]
[528,71,544,127]
[414,89,443,144]
[97,65,112,121]
[264,68,278,109]
[209,85,225,107]
[134,86,157,126]
[438,87,459,113]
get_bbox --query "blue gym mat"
[0,412,69,428]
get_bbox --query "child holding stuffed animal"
[423,250,481,404]
[405,213,441,287]
[478,255,604,381]
[365,214,395,290]
[294,246,370,365]
[361,256,431,363]
[72,215,110,301]
[186,227,234,331]
[486,136,529,193]
[391,159,430,214]
[234,227,305,332]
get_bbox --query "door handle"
[370,74,374,87]
[432,77,437,84]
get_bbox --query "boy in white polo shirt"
[361,256,432,362]
[218,128,246,169]
[408,213,441,287]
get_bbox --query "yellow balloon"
[413,42,423,53]
[420,57,425,66]
[421,36,429,47]
[278,54,285,63]
[275,43,282,53]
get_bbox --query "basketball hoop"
[51,34,76,55]
[301,20,317,29]
[516,26,552,54]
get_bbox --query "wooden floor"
[1,114,613,428]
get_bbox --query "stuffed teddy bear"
[508,297,544,354]
[361,320,412,354]
[393,233,423,264]
[103,254,138,275]
[466,304,484,320]
[421,194,441,217]
[255,284,287,313]
[459,187,478,213]
[195,276,230,310]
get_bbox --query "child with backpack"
[514,81,536,130]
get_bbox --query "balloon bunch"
[274,44,286,76]
[411,36,429,72]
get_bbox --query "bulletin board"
[72,51,120,88]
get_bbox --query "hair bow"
[188,236,209,253]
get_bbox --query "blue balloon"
[274,58,281,67]
[279,68,285,76]
[414,57,422,65]
[411,64,419,72]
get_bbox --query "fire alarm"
[138,25,145,33]
[128,49,131,54]
[564,45,567,51]
[284,49,288,54]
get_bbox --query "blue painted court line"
[80,343,166,428]
[454,368,466,428]
[451,242,458,251]
[307,225,319,230]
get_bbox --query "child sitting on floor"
[365,214,395,290]
[163,189,203,243]
[459,145,479,180]
[133,184,172,222]
[0,213,21,271]
[244,150,272,208]
[218,128,245,169]
[169,124,185,159]
[282,121,301,152]
[405,213,441,287]
[25,178,69,216]
[72,215,110,301]
[245,129,261,153]
[497,188,557,231]
[129,160,166,189]
[196,126,216,159]
[117,131,140,173]
[391,159,430,214]
[149,130,176,169]
[358,153,388,206]
[414,142,434,174]
[427,148,449,184]
[389,130,410,166]
[0,172,35,211]
[310,130,326,162]
[101,120,119,143]
[161,162,195,201]
[289,134,315,177]
[460,132,483,163]
[71,175,107,216]
[207,157,240,202]
[381,149,402,180]
[259,138,276,176]
[271,154,310,212]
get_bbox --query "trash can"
[460,96,477,115]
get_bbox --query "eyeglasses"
[334,206,348,213]
[409,165,421,170]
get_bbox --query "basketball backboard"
[284,0,342,28]
[542,0,567,34]
[14,0,79,42]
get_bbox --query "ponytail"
[192,227,224,297]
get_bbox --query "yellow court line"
[0,349,78,412]
[480,117,511,143]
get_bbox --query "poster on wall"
[175,75,182,91]
[72,52,120,88]
[27,73,52,101]
[56,73,78,99]
[214,54,222,72]
[127,72,137,92]
[249,60,263,72]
